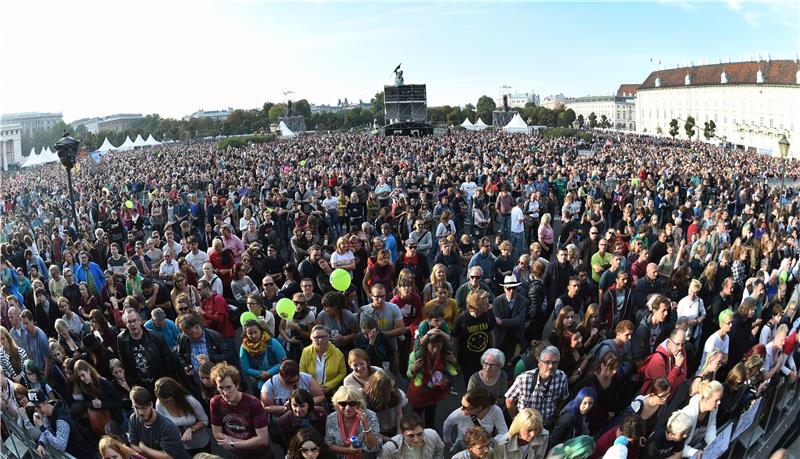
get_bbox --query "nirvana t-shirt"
[453,310,496,373]
[210,393,271,458]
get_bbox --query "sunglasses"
[337,401,359,408]
[469,275,481,279]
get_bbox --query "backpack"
[637,349,670,394]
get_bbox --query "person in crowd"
[144,307,181,352]
[315,291,358,356]
[278,388,327,444]
[506,345,570,429]
[154,376,211,455]
[549,387,597,450]
[443,387,508,452]
[240,317,285,391]
[176,312,229,382]
[300,324,347,395]
[280,292,316,363]
[677,380,723,458]
[623,376,671,440]
[494,275,528,360]
[128,385,191,459]
[27,388,97,458]
[210,362,273,458]
[286,427,334,459]
[73,358,126,434]
[117,307,172,391]
[643,411,692,459]
[640,328,687,398]
[325,385,382,458]
[451,426,495,459]
[467,348,508,404]
[362,369,407,438]
[379,412,445,459]
[261,359,326,417]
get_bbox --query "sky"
[1,0,798,123]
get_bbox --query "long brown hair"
[73,359,102,398]
[0,326,23,374]
[363,370,397,411]
[154,377,195,417]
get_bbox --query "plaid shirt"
[189,332,209,371]
[731,260,747,286]
[505,368,569,426]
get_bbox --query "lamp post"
[778,134,790,187]
[54,131,80,233]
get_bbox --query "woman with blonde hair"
[679,380,723,457]
[422,263,453,304]
[677,279,706,342]
[493,408,549,459]
[325,385,381,458]
[537,213,554,260]
[453,289,495,385]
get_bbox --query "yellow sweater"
[299,343,346,393]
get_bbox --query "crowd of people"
[0,129,799,459]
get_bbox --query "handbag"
[87,407,112,436]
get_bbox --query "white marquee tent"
[461,118,474,130]
[144,134,161,146]
[21,147,59,168]
[473,118,489,131]
[503,113,529,134]
[96,137,118,153]
[117,136,135,151]
[132,135,147,148]
[279,121,296,138]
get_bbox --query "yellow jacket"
[299,343,346,393]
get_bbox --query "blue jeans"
[510,231,525,262]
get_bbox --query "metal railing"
[1,411,76,459]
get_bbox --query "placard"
[703,423,732,459]
[733,398,762,439]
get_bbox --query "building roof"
[639,59,800,89]
[616,84,639,97]
[0,112,62,121]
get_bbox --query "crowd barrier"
[0,410,76,459]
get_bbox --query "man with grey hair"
[455,266,494,310]
[505,345,569,429]
[144,307,181,352]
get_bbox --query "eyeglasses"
[469,275,481,279]
[337,401,359,408]
[312,335,329,341]
[299,447,320,454]
[178,307,189,312]
[671,340,686,348]
[461,404,474,411]
[656,392,671,399]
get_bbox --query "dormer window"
[721,71,728,84]
[655,77,662,88]
[685,74,692,85]
[757,69,764,83]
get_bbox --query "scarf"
[338,411,362,459]
[242,330,271,356]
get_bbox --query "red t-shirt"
[210,393,271,458]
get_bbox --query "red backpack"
[637,348,670,394]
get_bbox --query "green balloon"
[330,268,351,292]
[240,311,258,327]
[276,298,296,320]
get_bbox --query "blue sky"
[1,0,797,121]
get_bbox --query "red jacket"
[201,293,235,338]
[640,343,686,397]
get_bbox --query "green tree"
[599,115,609,128]
[576,114,585,127]
[703,120,716,140]
[588,112,597,128]
[476,95,496,124]
[685,116,696,139]
[268,104,287,123]
[656,126,663,135]
[562,108,576,127]
[294,99,312,118]
[464,103,475,112]
[669,119,679,139]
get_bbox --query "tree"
[684,116,696,139]
[370,91,384,126]
[464,103,475,112]
[669,119,679,139]
[268,104,286,123]
[476,95,496,123]
[576,114,585,128]
[599,115,609,128]
[294,99,312,118]
[562,108,576,127]
[588,112,597,128]
[656,126,663,135]
[703,120,716,140]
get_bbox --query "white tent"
[42,147,59,164]
[144,134,161,146]
[279,121,296,138]
[20,148,42,168]
[118,136,135,151]
[503,113,529,134]
[96,137,118,153]
[132,134,147,148]
[460,118,475,130]
[473,118,489,131]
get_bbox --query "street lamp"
[778,134,790,187]
[54,130,80,233]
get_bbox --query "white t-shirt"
[699,332,729,372]
[186,250,210,275]
[330,250,356,273]
[510,206,525,234]
[460,182,478,201]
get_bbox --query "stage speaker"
[384,84,427,124]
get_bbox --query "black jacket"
[632,314,673,365]
[117,328,172,389]
[177,328,228,369]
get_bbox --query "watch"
[230,441,236,449]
